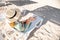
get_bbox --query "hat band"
[9,11,17,19]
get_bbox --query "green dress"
[14,22,31,32]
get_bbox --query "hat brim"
[7,8,21,23]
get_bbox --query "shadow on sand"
[27,5,60,40]
[6,0,37,6]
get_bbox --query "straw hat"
[6,8,21,23]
